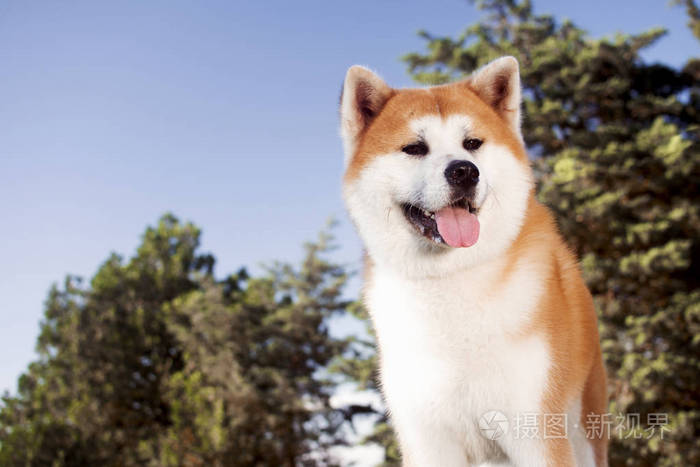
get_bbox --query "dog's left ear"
[467,56,522,134]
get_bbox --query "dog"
[339,56,608,466]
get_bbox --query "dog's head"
[340,57,534,276]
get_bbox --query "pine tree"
[0,216,351,466]
[0,214,214,465]
[144,229,351,466]
[344,0,699,464]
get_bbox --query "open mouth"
[401,198,480,248]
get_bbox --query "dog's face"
[340,57,534,276]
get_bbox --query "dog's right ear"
[340,66,393,164]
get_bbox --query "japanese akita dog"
[339,57,608,466]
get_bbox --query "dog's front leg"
[497,436,575,467]
[394,418,468,467]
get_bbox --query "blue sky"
[1,0,697,396]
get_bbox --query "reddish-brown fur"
[512,198,609,465]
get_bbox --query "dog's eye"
[463,138,483,151]
[401,141,429,156]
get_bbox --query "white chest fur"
[365,256,552,465]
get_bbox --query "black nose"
[444,160,479,190]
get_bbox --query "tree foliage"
[0,215,350,466]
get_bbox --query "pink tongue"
[435,206,480,248]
